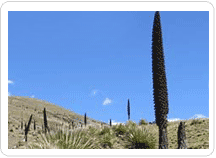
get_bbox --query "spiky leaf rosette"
[127,99,130,120]
[152,11,169,128]
[178,121,187,149]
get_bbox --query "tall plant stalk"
[178,121,187,149]
[152,11,169,149]
[25,114,33,142]
[21,106,24,130]
[72,121,74,129]
[84,113,87,127]
[43,108,49,135]
[34,119,36,131]
[21,120,23,130]
[127,99,130,120]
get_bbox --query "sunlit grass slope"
[8,96,209,149]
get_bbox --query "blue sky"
[8,11,209,124]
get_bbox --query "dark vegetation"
[152,11,169,149]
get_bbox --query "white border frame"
[1,1,214,157]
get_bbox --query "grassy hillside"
[8,96,209,149]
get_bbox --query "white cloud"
[93,90,97,95]
[168,118,181,122]
[190,114,207,119]
[8,92,11,96]
[103,98,112,105]
[112,122,124,125]
[8,80,14,84]
[167,114,208,122]
[90,89,99,97]
[30,95,35,98]
[110,120,125,125]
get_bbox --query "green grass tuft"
[127,126,157,149]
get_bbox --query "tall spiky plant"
[152,11,169,149]
[72,121,74,129]
[43,108,49,135]
[84,113,87,127]
[178,121,187,149]
[110,119,112,127]
[21,120,23,130]
[25,114,33,142]
[34,119,36,131]
[127,99,130,120]
[21,106,23,130]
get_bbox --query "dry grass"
[8,96,209,149]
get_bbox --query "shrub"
[87,125,100,136]
[113,123,128,136]
[190,119,202,126]
[127,126,157,149]
[139,119,148,125]
[100,127,111,135]
[27,128,98,149]
[99,132,117,149]
[126,120,137,131]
